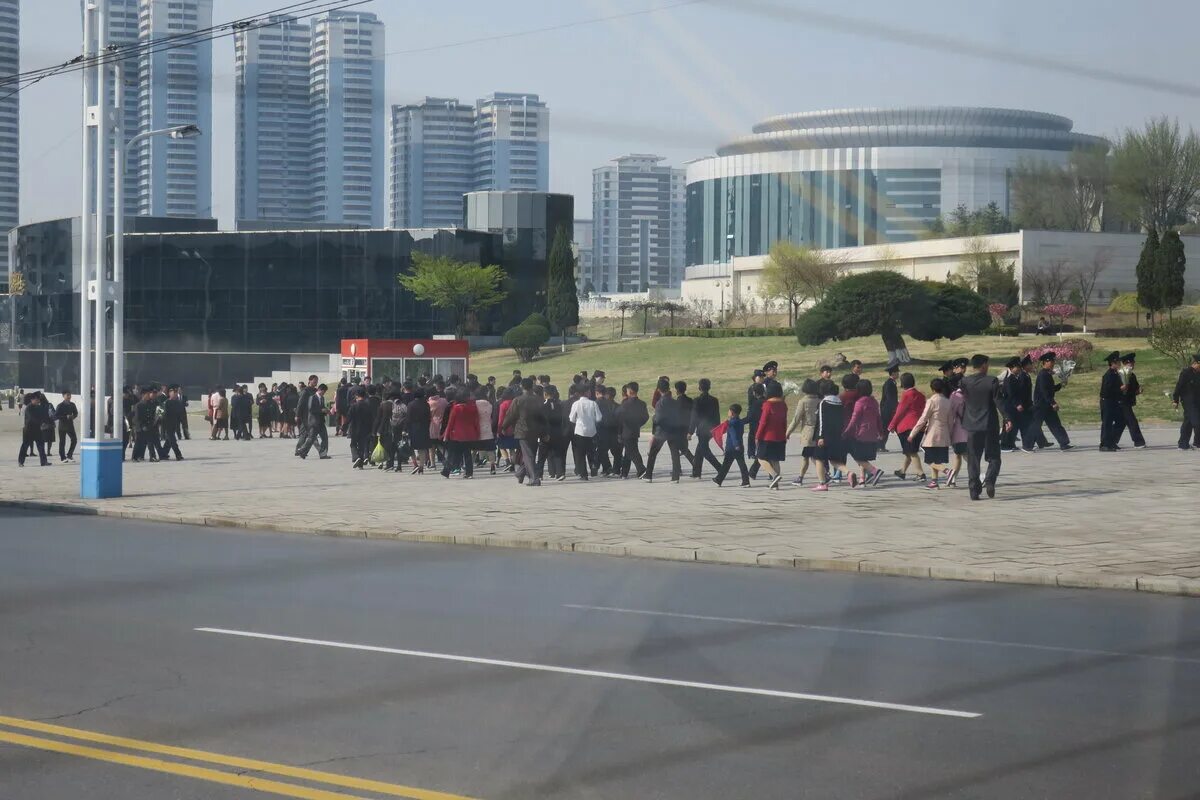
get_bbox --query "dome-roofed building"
[685,106,1108,273]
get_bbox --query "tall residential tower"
[309,10,385,227]
[473,92,548,192]
[593,155,686,291]
[388,97,475,228]
[235,15,314,223]
[0,0,18,275]
[136,0,213,218]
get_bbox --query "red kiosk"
[339,339,470,384]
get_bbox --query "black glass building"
[9,218,541,395]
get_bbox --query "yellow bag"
[370,439,386,464]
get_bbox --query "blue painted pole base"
[80,439,124,499]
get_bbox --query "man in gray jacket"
[501,378,546,486]
[959,354,1012,501]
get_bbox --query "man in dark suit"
[959,354,1012,500]
[160,387,187,460]
[617,382,649,479]
[130,387,158,462]
[1114,353,1146,449]
[1098,351,1124,452]
[1031,353,1073,451]
[293,375,319,456]
[55,391,79,462]
[297,384,331,459]
[1172,353,1200,450]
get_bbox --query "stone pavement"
[1,413,1197,596]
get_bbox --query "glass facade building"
[685,107,1108,272]
[462,191,574,303]
[9,218,541,395]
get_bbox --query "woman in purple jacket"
[843,379,884,488]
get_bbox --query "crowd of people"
[14,350,1200,493]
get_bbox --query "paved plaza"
[1,412,1197,595]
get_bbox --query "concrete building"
[681,230,1200,318]
[0,0,16,278]
[100,0,140,218]
[310,10,385,227]
[573,219,594,291]
[235,15,314,224]
[685,107,1108,276]
[136,0,213,217]
[594,154,686,292]
[473,93,549,192]
[388,92,550,229]
[389,98,476,228]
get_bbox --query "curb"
[3,499,1198,598]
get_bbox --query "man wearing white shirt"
[568,384,603,481]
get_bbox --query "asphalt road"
[2,508,1199,799]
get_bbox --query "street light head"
[169,124,202,140]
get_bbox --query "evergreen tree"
[545,227,580,351]
[1135,229,1162,324]
[1159,230,1187,315]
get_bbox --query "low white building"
[682,230,1200,312]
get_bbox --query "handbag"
[370,438,386,465]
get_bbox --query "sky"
[16,0,1200,228]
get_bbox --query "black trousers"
[58,423,77,460]
[1099,399,1124,448]
[965,429,1001,495]
[595,430,619,474]
[645,436,691,481]
[537,439,567,478]
[131,429,154,461]
[690,433,723,478]
[178,414,190,440]
[1113,403,1144,447]
[1180,403,1200,448]
[619,436,645,477]
[1031,406,1070,447]
[350,431,372,464]
[441,441,473,477]
[161,428,183,460]
[571,434,596,477]
[298,422,329,457]
[713,449,749,485]
[1000,410,1026,449]
[515,439,542,485]
[19,431,48,465]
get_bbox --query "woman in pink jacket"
[842,379,884,488]
[908,378,954,490]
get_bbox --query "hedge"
[660,327,795,338]
[989,325,1020,337]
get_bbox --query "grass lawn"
[469,333,1188,428]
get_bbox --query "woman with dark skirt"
[810,379,848,493]
[256,383,274,438]
[908,378,954,490]
[753,381,789,490]
[843,379,884,488]
[887,373,927,483]
[406,388,432,474]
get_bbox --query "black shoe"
[1060,444,1074,451]
[969,492,981,501]
[711,477,722,487]
[985,482,996,499]
[319,454,331,460]
[1179,444,1194,451]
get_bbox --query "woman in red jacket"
[755,381,789,490]
[886,373,927,482]
[441,393,480,479]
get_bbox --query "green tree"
[1148,318,1200,368]
[910,282,992,342]
[794,271,933,363]
[952,237,1019,305]
[1135,229,1163,325]
[1112,117,1200,236]
[927,202,1016,238]
[521,312,551,332]
[503,324,551,363]
[397,253,508,338]
[545,227,580,351]
[1011,148,1110,232]
[1159,230,1187,316]
[760,241,845,325]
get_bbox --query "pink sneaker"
[811,483,829,492]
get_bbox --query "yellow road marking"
[0,715,477,800]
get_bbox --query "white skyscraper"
[136,0,213,217]
[310,10,385,227]
[388,92,550,229]
[100,0,140,217]
[389,97,475,228]
[235,15,313,224]
[473,92,549,192]
[0,0,17,275]
[593,155,686,291]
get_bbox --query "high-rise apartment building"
[310,10,385,227]
[235,15,313,223]
[0,0,17,276]
[473,92,548,192]
[389,97,475,228]
[136,0,213,217]
[388,92,549,229]
[593,155,686,292]
[100,0,140,217]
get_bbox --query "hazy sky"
[17,0,1200,227]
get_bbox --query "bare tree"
[686,298,716,328]
[1025,258,1074,305]
[1011,149,1110,232]
[759,241,846,325]
[1075,247,1112,328]
[1112,117,1200,236]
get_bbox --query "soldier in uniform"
[1031,352,1073,451]
[1114,353,1146,449]
[1098,351,1124,452]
